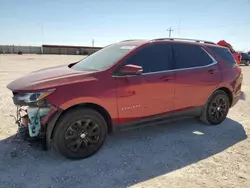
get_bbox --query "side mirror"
[120,64,143,75]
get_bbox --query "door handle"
[161,76,174,81]
[208,69,217,74]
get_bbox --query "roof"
[117,38,222,48]
[159,40,223,48]
[149,38,222,47]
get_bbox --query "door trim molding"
[113,106,203,132]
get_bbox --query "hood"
[7,64,96,92]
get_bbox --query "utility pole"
[41,23,44,54]
[167,27,174,38]
[92,39,95,47]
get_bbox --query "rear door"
[171,43,221,110]
[114,43,176,124]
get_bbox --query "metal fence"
[0,45,102,55]
[42,45,102,55]
[0,45,42,54]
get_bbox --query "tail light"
[233,63,242,77]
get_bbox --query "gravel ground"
[0,54,249,188]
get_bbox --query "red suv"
[7,38,243,159]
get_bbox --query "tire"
[245,60,249,66]
[53,108,107,159]
[200,90,230,125]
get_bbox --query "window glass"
[72,43,138,71]
[124,43,172,73]
[172,43,214,69]
[209,46,236,64]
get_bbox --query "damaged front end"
[10,89,59,144]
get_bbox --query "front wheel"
[200,90,230,125]
[53,108,107,159]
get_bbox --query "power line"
[167,27,174,37]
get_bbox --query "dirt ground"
[0,54,249,188]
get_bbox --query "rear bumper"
[231,73,243,108]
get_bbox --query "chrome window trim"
[201,47,217,63]
[112,46,217,77]
[142,61,217,75]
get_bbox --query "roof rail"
[150,38,215,44]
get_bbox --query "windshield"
[71,43,137,71]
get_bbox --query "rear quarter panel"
[206,47,242,98]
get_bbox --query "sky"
[0,0,250,51]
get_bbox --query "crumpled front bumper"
[11,93,59,139]
[27,107,52,137]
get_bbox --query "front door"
[114,43,176,124]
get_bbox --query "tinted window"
[172,43,214,69]
[124,44,172,73]
[208,46,236,64]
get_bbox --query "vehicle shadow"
[240,91,246,101]
[0,118,247,188]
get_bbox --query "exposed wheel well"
[216,87,233,107]
[51,103,113,139]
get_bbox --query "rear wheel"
[245,60,249,66]
[53,108,107,159]
[200,90,230,125]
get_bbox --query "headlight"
[14,89,55,105]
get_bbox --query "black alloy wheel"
[208,95,228,123]
[53,108,107,159]
[200,90,230,125]
[245,60,249,66]
[65,119,101,153]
